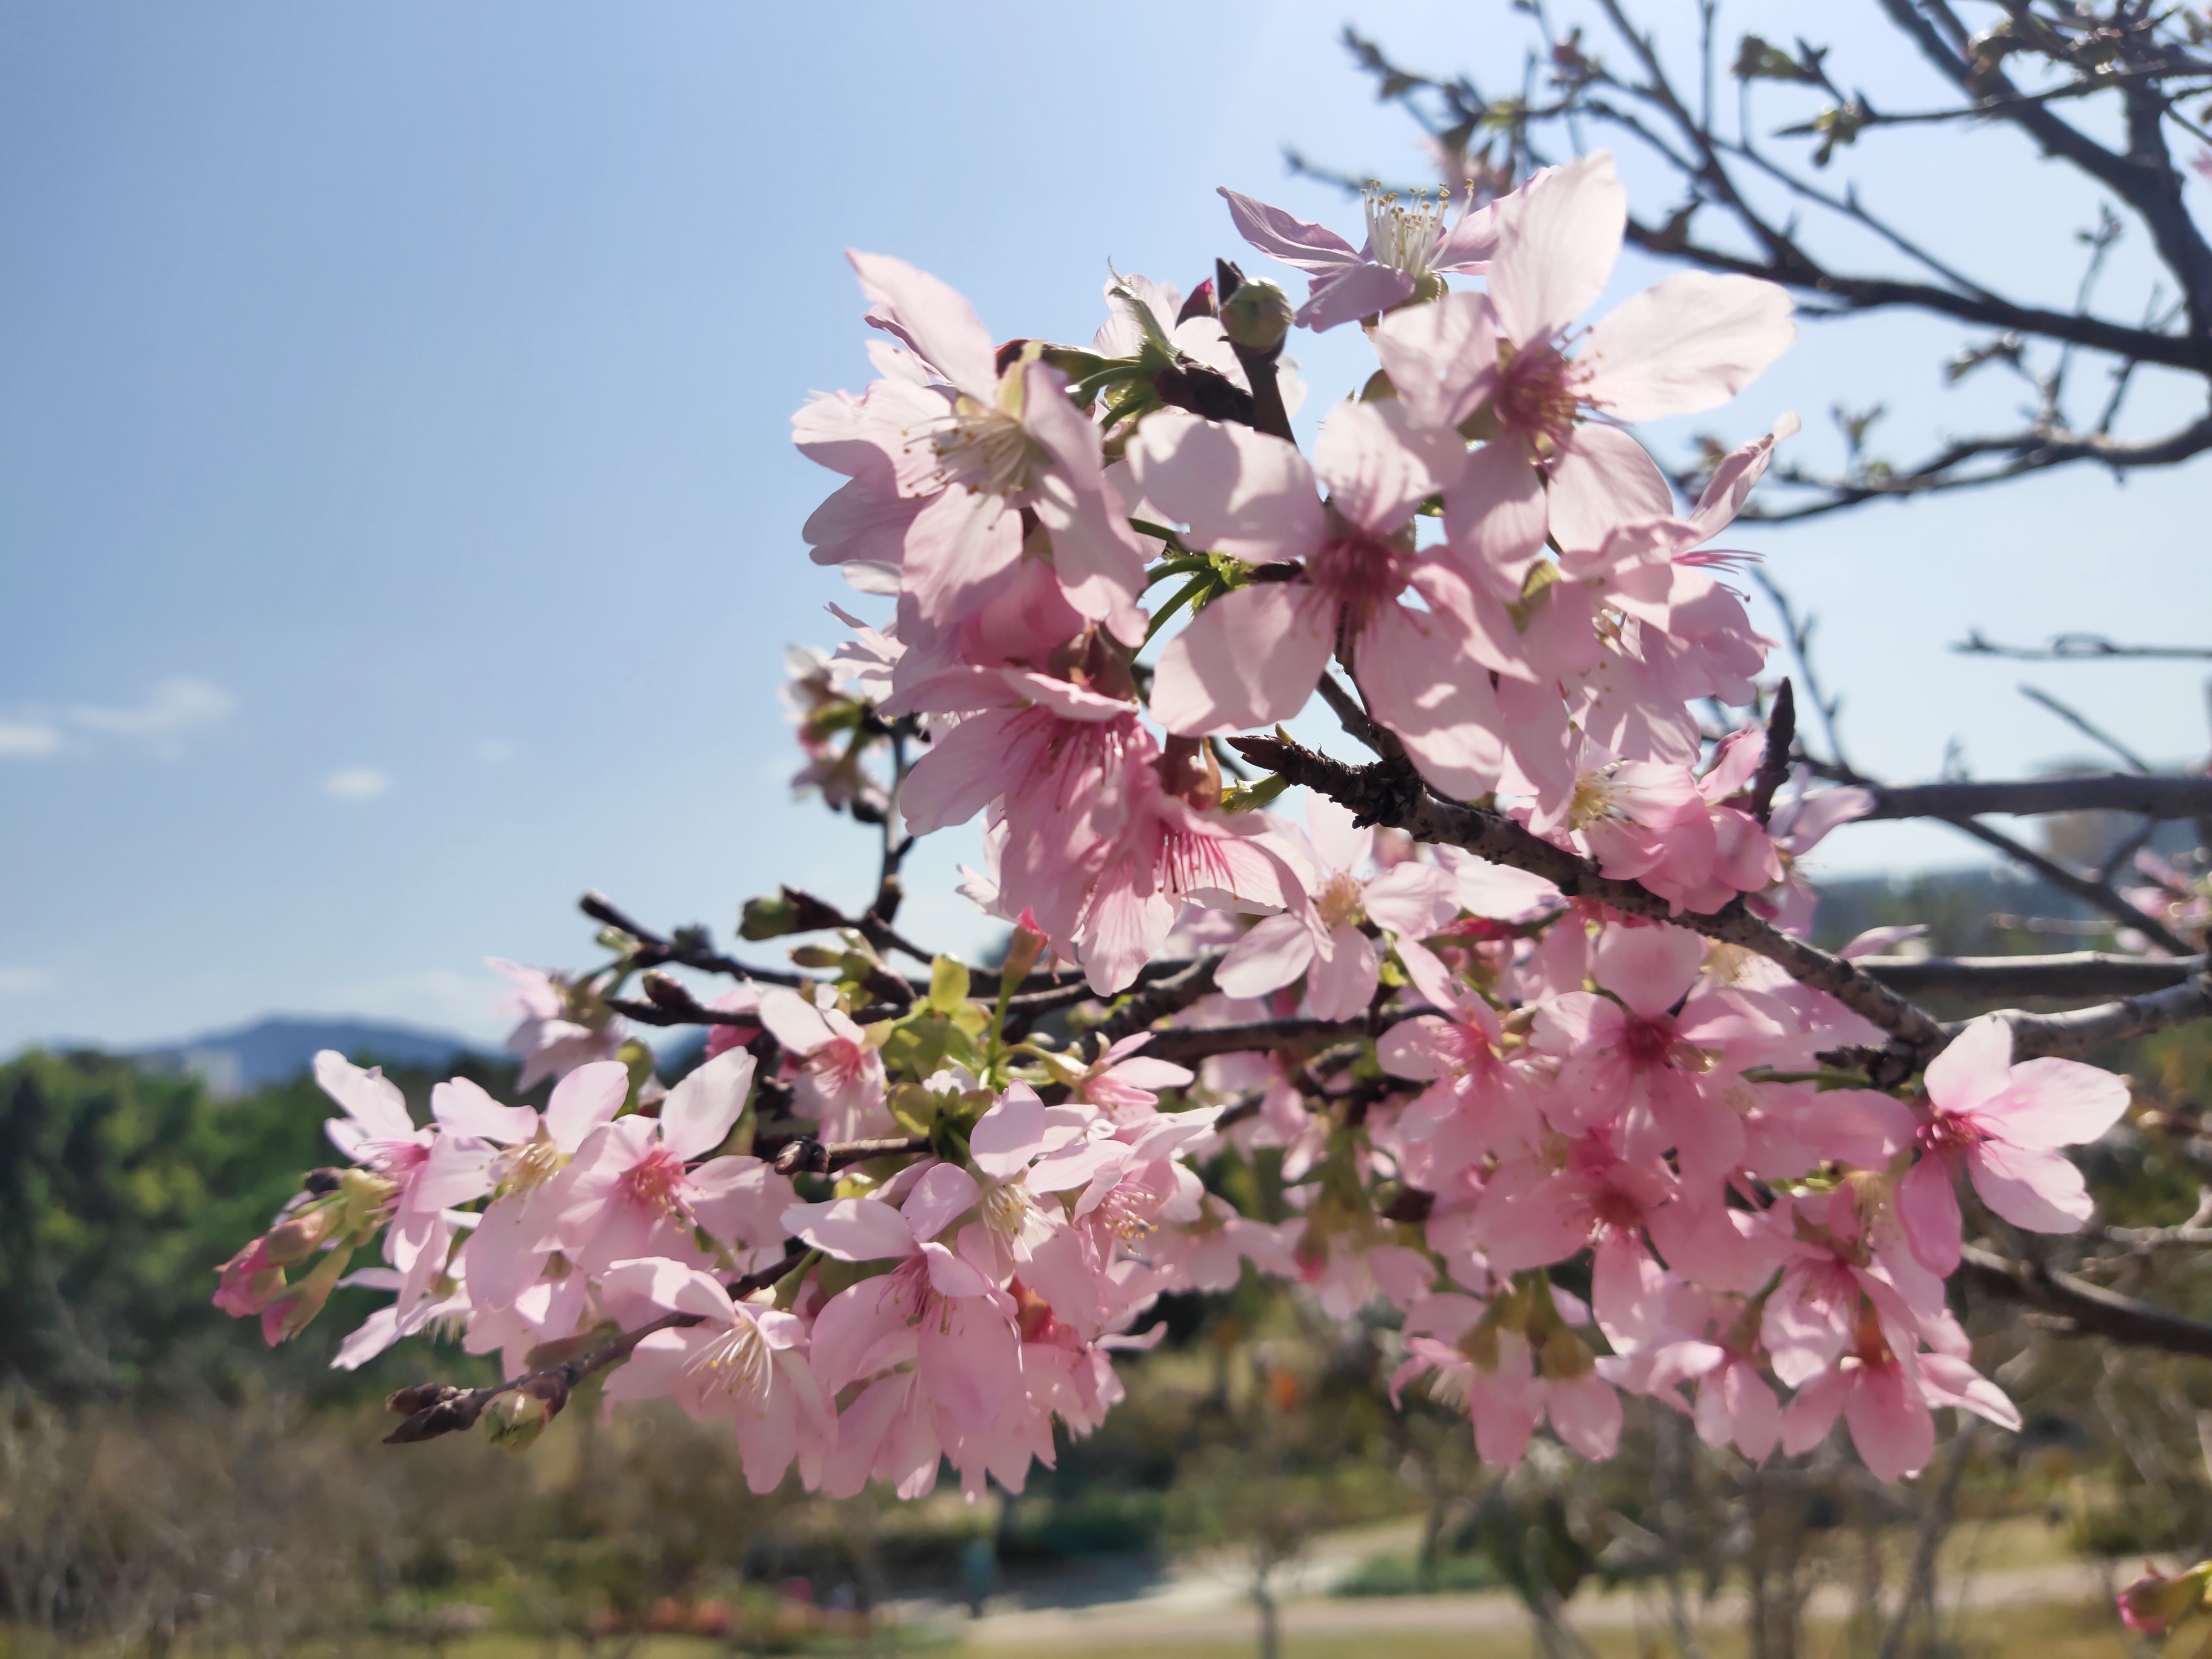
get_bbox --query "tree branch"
[1227,731,1948,1060]
[1978,971,2212,1060]
[1858,952,2206,999]
[1958,1241,2212,1358]
[1851,774,2212,821]
[381,1246,812,1444]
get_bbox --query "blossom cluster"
[221,153,2134,1498]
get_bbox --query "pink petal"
[1215,187,1363,272]
[1594,924,1707,1019]
[1546,1372,1624,1460]
[1583,273,1796,420]
[900,486,1026,630]
[1297,261,1420,332]
[432,1078,538,1144]
[1377,1015,1453,1081]
[897,709,1021,833]
[1686,414,1801,542]
[1314,400,1465,535]
[409,1133,494,1213]
[1843,1364,1935,1481]
[1923,1016,2015,1117]
[600,1258,731,1322]
[1369,290,1497,430]
[1917,1353,2022,1431]
[1989,1056,2131,1150]
[901,1162,981,1243]
[1780,1365,1852,1458]
[1896,1155,1964,1276]
[1968,1140,2093,1234]
[846,251,998,398]
[1545,422,1674,556]
[757,987,834,1056]
[1306,925,1380,1021]
[969,1088,1050,1180]
[1363,862,1460,936]
[1718,1361,1781,1463]
[314,1051,414,1141]
[1442,437,1548,591]
[1306,791,1373,874]
[917,1294,1019,1435]
[1355,599,1507,801]
[1124,410,1323,564]
[1485,152,1626,346]
[658,1047,756,1161]
[782,1196,916,1261]
[1215,910,1318,999]
[1150,582,1334,736]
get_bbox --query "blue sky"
[4,1,2209,1052]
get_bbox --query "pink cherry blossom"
[757,987,891,1141]
[1127,404,1516,800]
[1897,1015,2131,1275]
[1217,795,1459,1019]
[1219,183,1498,332]
[599,1257,834,1494]
[489,959,624,1089]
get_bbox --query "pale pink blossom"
[489,958,624,1089]
[599,1256,834,1494]
[1126,404,1516,800]
[1217,795,1459,1019]
[757,987,891,1142]
[1219,183,1498,331]
[1897,1015,2131,1275]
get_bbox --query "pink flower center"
[1619,1014,1679,1072]
[1315,871,1367,932]
[1914,1111,1986,1157]
[622,1145,688,1214]
[1306,531,1408,635]
[1088,1177,1157,1242]
[810,1039,870,1092]
[1494,341,1592,457]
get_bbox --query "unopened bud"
[739,893,800,941]
[263,1207,337,1267]
[1000,908,1049,991]
[387,1383,462,1417]
[1219,280,1293,355]
[2117,1563,2212,1634]
[484,1378,566,1452]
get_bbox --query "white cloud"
[0,968,53,994]
[476,738,515,765]
[323,766,393,801]
[69,676,238,759]
[0,720,62,759]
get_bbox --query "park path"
[942,1528,2121,1649]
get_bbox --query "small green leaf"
[928,954,971,1013]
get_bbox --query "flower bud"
[2117,1563,2212,1634]
[739,893,800,941]
[1219,280,1293,355]
[264,1204,340,1266]
[213,1237,286,1318]
[483,1377,566,1452]
[1000,908,1049,992]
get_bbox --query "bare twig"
[1850,775,2212,821]
[382,1246,812,1445]
[1856,952,2206,999]
[1955,631,2212,662]
[1958,1241,2212,1358]
[1227,731,1948,1062]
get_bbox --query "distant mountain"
[132,1016,487,1100]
